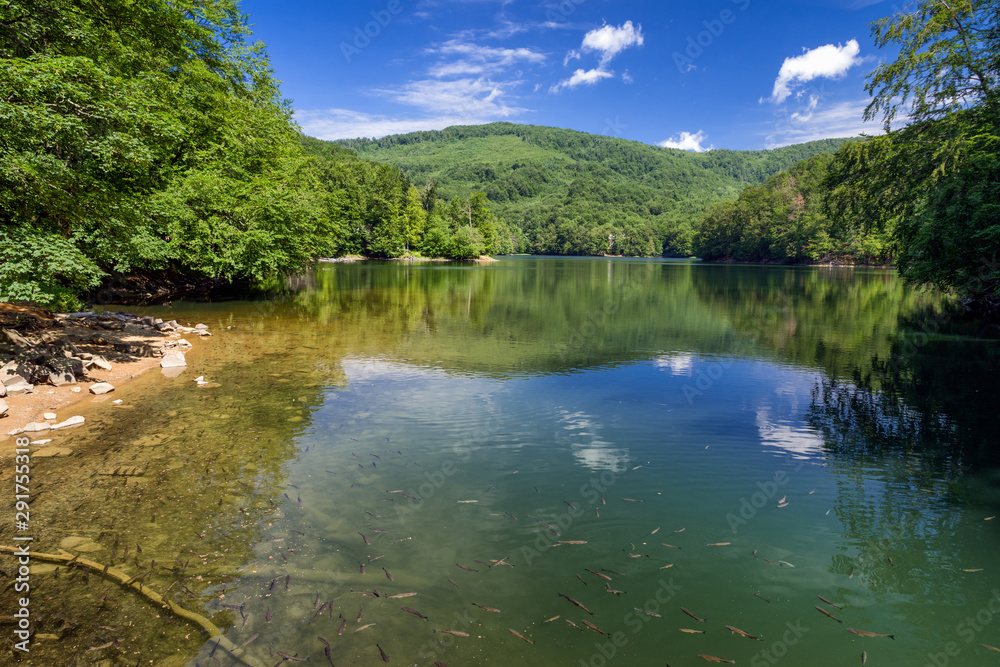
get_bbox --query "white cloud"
[294,108,501,141]
[769,39,862,104]
[551,67,614,92]
[563,48,581,66]
[658,130,712,152]
[581,21,644,66]
[764,98,883,148]
[622,69,633,84]
[377,77,527,117]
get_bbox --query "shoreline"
[0,305,213,456]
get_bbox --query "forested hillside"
[331,123,856,257]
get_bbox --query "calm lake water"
[15,257,1000,666]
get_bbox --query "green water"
[9,258,1000,667]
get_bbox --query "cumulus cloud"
[581,20,645,66]
[769,39,862,104]
[551,67,615,92]
[658,130,712,152]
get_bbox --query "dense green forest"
[0,0,500,310]
[2,0,997,318]
[331,124,857,257]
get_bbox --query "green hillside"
[327,122,858,256]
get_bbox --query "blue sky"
[239,0,902,150]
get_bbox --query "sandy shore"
[0,303,207,455]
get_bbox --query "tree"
[826,0,1000,318]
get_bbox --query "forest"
[1,0,997,318]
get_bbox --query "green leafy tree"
[827,0,1000,317]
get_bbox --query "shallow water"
[9,257,1000,666]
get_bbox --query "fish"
[815,606,842,623]
[457,500,478,503]
[817,595,842,609]
[634,608,661,618]
[472,602,501,613]
[679,628,706,634]
[698,655,736,664]
[558,593,594,615]
[383,568,394,581]
[605,583,625,596]
[238,634,259,649]
[357,606,364,622]
[508,628,534,644]
[456,563,478,572]
[982,644,1000,653]
[603,569,626,576]
[268,578,276,591]
[359,532,370,545]
[601,496,606,505]
[543,615,561,623]
[377,643,390,663]
[487,484,495,491]
[310,602,329,624]
[388,592,418,599]
[358,561,367,574]
[402,606,428,621]
[284,575,290,590]
[706,542,731,547]
[585,568,612,581]
[862,650,868,665]
[368,554,386,562]
[661,543,681,550]
[595,507,601,518]
[566,619,583,630]
[371,529,389,534]
[623,498,644,503]
[541,523,561,535]
[266,607,271,623]
[355,623,378,632]
[490,557,513,568]
[681,607,706,622]
[726,625,761,640]
[576,574,587,585]
[277,652,309,663]
[847,628,894,639]
[433,629,470,637]
[448,578,459,588]
[401,493,420,501]
[564,500,577,509]
[583,620,609,636]
[338,615,347,635]
[754,593,770,603]
[624,552,648,558]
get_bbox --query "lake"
[19,257,1000,666]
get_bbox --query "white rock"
[112,399,123,405]
[23,421,51,432]
[48,371,77,386]
[0,382,6,397]
[160,351,187,368]
[51,416,85,430]
[0,398,7,416]
[89,382,115,395]
[5,380,34,395]
[43,412,57,420]
[193,376,205,383]
[30,439,52,446]
[177,338,193,350]
[195,323,209,330]
[70,387,82,393]
[90,355,112,371]
[195,330,212,337]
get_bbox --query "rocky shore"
[0,304,213,451]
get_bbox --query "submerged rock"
[51,415,85,430]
